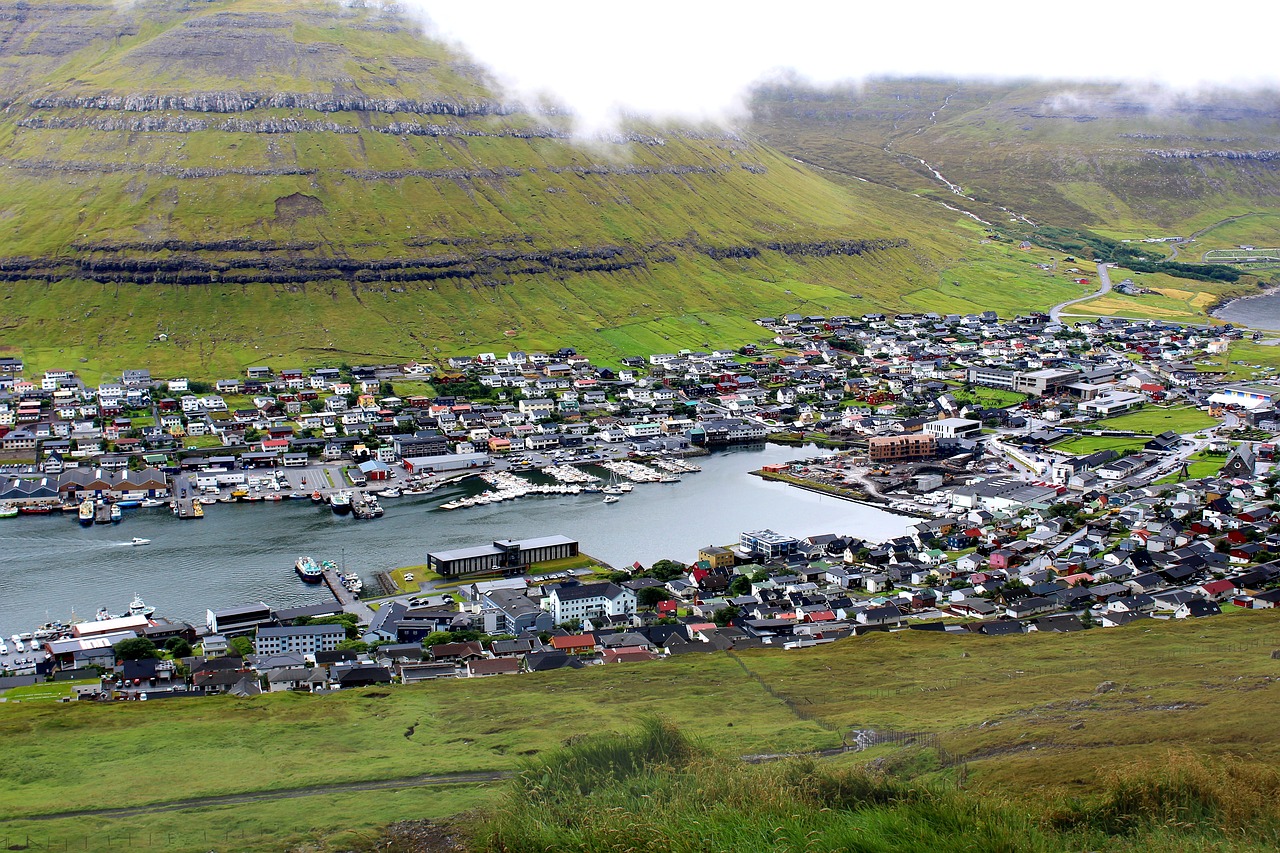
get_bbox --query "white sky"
[406,0,1279,130]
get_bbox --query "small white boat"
[131,537,151,546]
[602,495,620,504]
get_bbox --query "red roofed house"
[1195,579,1237,601]
[550,634,598,654]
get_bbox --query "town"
[3,302,1280,700]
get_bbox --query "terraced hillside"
[751,78,1280,240]
[0,0,1019,377]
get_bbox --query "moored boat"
[295,555,324,583]
[127,594,156,617]
[0,504,17,519]
[78,498,94,526]
[19,505,53,515]
[109,504,122,523]
[330,491,353,514]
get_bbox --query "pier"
[322,568,374,622]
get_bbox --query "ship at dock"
[294,556,324,583]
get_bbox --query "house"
[549,633,599,655]
[253,625,345,657]
[543,582,637,625]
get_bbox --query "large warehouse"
[426,535,579,578]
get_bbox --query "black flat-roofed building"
[206,602,273,636]
[427,535,579,578]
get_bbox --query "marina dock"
[322,568,356,606]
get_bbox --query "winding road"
[1049,262,1112,323]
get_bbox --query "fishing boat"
[109,504,123,523]
[294,556,324,583]
[19,505,53,515]
[127,594,156,617]
[0,504,17,519]
[131,537,151,546]
[330,491,353,514]
[78,498,95,527]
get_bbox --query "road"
[1049,262,1112,323]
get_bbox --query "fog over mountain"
[411,0,1279,131]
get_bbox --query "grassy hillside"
[750,77,1280,241]
[1,612,1278,851]
[0,0,1054,377]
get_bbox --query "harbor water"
[1213,289,1280,330]
[0,444,913,635]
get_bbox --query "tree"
[711,605,739,627]
[335,639,370,653]
[728,575,753,597]
[228,636,254,657]
[310,613,360,639]
[748,567,771,583]
[636,586,669,609]
[114,637,160,661]
[648,560,688,581]
[422,631,456,648]
[164,637,193,659]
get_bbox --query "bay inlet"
[0,444,913,635]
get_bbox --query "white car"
[13,640,25,653]
[0,643,8,655]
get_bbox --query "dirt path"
[7,771,508,823]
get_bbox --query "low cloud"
[392,1,1278,132]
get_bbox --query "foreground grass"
[1,612,1278,842]
[0,785,493,853]
[467,718,1280,853]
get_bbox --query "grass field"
[944,382,1027,408]
[1052,435,1150,455]
[1198,341,1280,381]
[1093,405,1218,435]
[1154,449,1228,484]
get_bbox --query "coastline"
[1211,282,1280,329]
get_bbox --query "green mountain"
[750,77,1280,241]
[0,0,1011,378]
[3,2,1274,378]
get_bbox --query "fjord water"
[0,445,912,635]
[1213,291,1280,330]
